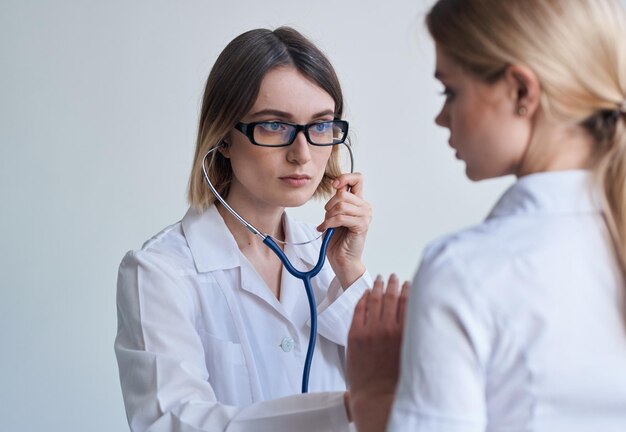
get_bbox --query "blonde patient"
[346,1,626,431]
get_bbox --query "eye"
[311,122,332,133]
[258,122,288,132]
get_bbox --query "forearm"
[118,348,352,432]
[125,392,351,432]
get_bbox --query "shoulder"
[414,216,541,310]
[117,221,200,317]
[419,219,506,275]
[421,210,551,279]
[119,220,194,281]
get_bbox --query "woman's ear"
[504,64,541,118]
[218,137,231,158]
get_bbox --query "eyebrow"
[248,109,335,120]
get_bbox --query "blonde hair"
[427,0,626,271]
[188,27,344,211]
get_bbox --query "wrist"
[344,391,352,423]
[334,261,366,289]
[349,391,396,432]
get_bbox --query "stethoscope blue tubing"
[263,227,335,393]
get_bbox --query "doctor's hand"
[345,274,409,432]
[317,172,371,289]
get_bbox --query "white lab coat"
[115,205,371,432]
[388,170,626,431]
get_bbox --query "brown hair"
[427,0,626,272]
[188,27,345,210]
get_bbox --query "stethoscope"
[201,140,354,393]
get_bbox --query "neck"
[217,188,285,251]
[517,115,596,177]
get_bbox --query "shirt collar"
[487,169,602,220]
[181,205,321,273]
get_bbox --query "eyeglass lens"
[253,121,346,146]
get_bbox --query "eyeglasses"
[234,120,349,147]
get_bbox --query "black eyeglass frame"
[234,120,349,147]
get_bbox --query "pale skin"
[345,46,599,432]
[217,65,371,299]
[433,45,596,180]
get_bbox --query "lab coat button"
[280,337,295,352]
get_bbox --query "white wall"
[0,1,517,430]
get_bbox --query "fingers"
[398,281,410,325]
[324,189,364,213]
[358,275,410,327]
[333,172,364,197]
[318,214,366,233]
[323,201,363,221]
[352,290,369,328]
[367,275,384,324]
[319,188,372,232]
[380,274,400,322]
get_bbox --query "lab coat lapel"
[278,244,310,323]
[237,255,289,318]
[238,212,320,322]
[183,205,321,322]
[182,205,286,317]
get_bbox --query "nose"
[286,130,312,165]
[435,104,449,128]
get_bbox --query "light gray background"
[0,0,527,430]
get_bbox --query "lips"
[280,174,311,180]
[279,174,312,187]
[447,141,462,159]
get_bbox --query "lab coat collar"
[181,205,322,274]
[181,205,241,273]
[487,169,601,220]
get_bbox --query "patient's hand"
[346,274,409,432]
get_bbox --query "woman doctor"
[115,27,372,432]
[346,0,626,431]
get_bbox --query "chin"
[465,171,483,182]
[278,190,317,208]
[465,165,490,182]
[466,165,510,182]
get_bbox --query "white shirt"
[115,205,371,432]
[389,170,626,432]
